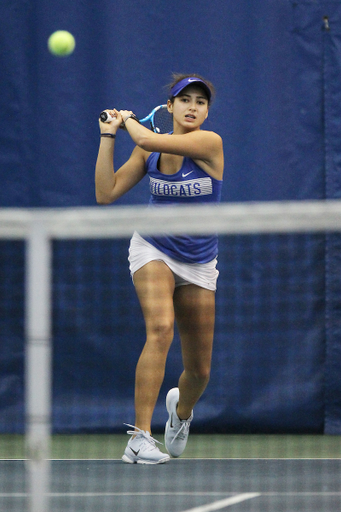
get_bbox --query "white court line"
[1,492,341,498]
[0,492,254,498]
[180,493,261,512]
[0,492,251,498]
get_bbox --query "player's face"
[168,86,209,132]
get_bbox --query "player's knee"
[187,365,211,383]
[148,321,174,348]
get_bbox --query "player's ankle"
[176,405,192,421]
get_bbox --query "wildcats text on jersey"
[149,177,213,197]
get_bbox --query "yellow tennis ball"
[48,31,75,57]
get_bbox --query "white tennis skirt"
[128,231,219,291]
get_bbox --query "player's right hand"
[99,108,122,133]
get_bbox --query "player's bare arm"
[122,115,224,181]
[95,111,147,204]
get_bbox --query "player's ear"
[167,99,173,113]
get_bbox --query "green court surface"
[1,434,340,460]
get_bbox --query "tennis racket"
[99,105,173,134]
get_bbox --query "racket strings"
[152,108,173,134]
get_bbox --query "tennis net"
[0,200,340,512]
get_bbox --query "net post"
[25,217,52,512]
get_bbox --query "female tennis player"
[95,73,224,464]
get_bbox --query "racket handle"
[100,110,126,130]
[99,111,115,123]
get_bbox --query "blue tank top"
[144,152,223,263]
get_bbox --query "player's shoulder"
[197,130,224,154]
[204,130,223,142]
[191,129,223,145]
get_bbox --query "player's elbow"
[96,197,110,205]
[95,191,114,205]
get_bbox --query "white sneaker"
[122,424,170,464]
[164,388,193,457]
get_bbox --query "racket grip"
[99,111,115,123]
[99,111,127,130]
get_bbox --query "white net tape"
[1,200,341,240]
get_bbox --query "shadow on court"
[1,458,340,512]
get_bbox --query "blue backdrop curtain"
[1,0,341,434]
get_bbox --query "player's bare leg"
[164,284,215,457]
[174,284,215,419]
[132,261,176,433]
